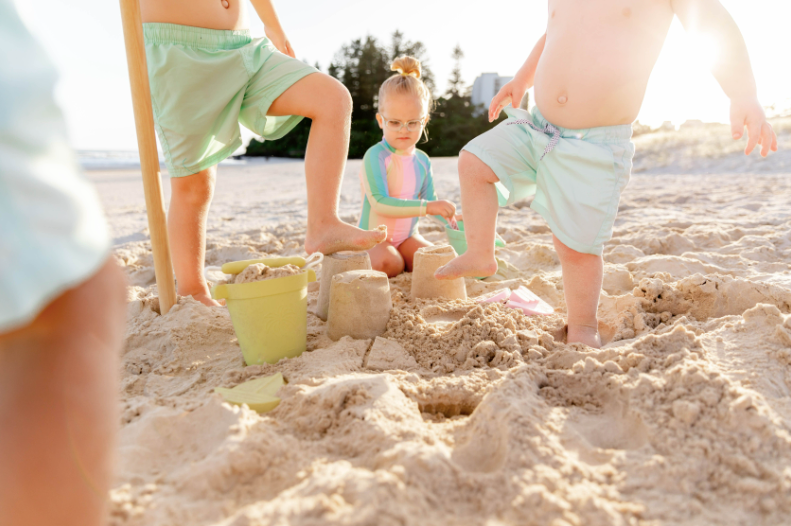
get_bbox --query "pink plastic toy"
[475,286,554,316]
[506,286,554,315]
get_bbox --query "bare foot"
[305,220,386,255]
[434,253,497,280]
[190,291,223,308]
[567,325,601,348]
[178,283,223,308]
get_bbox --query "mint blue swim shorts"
[462,106,635,255]
[0,0,110,332]
[144,23,317,177]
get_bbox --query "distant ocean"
[77,151,294,171]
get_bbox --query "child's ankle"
[177,282,210,298]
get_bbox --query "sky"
[13,0,791,151]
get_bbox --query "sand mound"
[106,162,791,525]
[233,263,303,284]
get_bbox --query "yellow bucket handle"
[304,252,323,270]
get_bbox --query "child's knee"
[458,151,498,184]
[171,169,215,206]
[376,252,405,277]
[313,75,352,120]
[553,235,599,264]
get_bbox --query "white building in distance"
[472,73,524,112]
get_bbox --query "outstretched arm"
[249,0,295,57]
[488,33,546,122]
[672,0,777,156]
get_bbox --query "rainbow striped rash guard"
[358,139,441,246]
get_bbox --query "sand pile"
[232,263,303,284]
[105,154,791,525]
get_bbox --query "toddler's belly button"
[221,0,229,8]
[557,95,568,104]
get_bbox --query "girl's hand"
[488,80,528,122]
[265,26,296,58]
[730,96,778,157]
[427,200,456,220]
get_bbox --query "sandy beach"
[94,119,791,525]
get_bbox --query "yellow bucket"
[211,257,317,366]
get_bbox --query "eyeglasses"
[379,115,426,132]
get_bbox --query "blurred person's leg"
[0,259,126,526]
[0,1,125,524]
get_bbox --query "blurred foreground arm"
[249,0,295,57]
[488,33,546,122]
[672,0,777,156]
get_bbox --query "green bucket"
[211,257,317,366]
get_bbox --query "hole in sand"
[420,305,473,331]
[419,401,478,419]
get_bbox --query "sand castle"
[411,245,467,300]
[327,269,392,341]
[316,251,372,320]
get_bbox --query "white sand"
[96,121,791,525]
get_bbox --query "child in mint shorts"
[435,0,777,348]
[142,0,385,307]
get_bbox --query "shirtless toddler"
[436,0,778,347]
[140,0,386,306]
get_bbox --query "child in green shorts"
[435,0,777,348]
[141,0,386,306]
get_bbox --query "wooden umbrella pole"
[119,0,177,314]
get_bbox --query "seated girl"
[358,56,457,277]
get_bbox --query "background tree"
[422,45,506,157]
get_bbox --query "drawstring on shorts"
[508,119,560,160]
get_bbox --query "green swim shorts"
[144,23,317,177]
[462,106,635,256]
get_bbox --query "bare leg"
[268,73,386,254]
[553,235,602,348]
[0,258,126,526]
[368,241,405,278]
[398,234,432,272]
[168,167,220,307]
[435,151,499,279]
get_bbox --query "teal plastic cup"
[444,220,506,255]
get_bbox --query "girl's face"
[376,92,427,151]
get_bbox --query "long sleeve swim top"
[358,139,441,246]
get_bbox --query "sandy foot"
[188,291,222,308]
[566,324,601,348]
[435,252,498,280]
[305,221,386,255]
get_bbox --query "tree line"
[245,31,513,159]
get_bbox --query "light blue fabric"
[462,106,635,255]
[0,0,110,332]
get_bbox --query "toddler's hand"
[265,27,296,58]
[488,80,527,122]
[730,96,778,157]
[427,200,456,220]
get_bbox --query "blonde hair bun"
[391,56,421,79]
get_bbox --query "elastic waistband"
[143,23,252,50]
[533,106,633,144]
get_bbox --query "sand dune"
[99,123,791,525]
